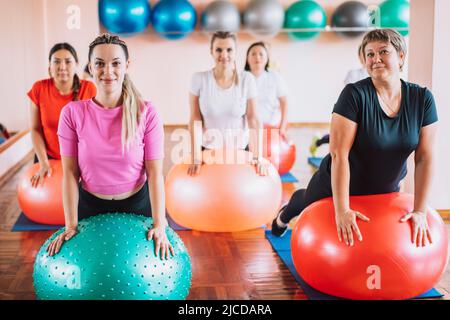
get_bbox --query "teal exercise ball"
[284,0,327,41]
[380,0,410,36]
[33,213,192,300]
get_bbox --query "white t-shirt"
[344,68,369,85]
[190,70,257,149]
[254,71,288,126]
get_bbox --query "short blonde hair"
[361,29,407,70]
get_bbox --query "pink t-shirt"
[57,99,164,195]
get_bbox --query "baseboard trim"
[437,210,450,220]
[163,122,330,129]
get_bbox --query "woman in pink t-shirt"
[46,34,173,260]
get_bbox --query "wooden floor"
[1,126,449,300]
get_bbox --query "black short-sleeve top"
[320,77,438,195]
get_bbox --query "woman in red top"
[27,43,96,187]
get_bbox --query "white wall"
[2,0,388,131]
[0,0,47,131]
[430,0,450,209]
[407,0,450,209]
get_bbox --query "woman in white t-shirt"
[188,31,268,176]
[245,42,289,139]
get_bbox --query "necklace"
[376,91,400,115]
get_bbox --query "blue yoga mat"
[307,157,323,169]
[280,172,299,183]
[13,211,191,232]
[265,230,443,300]
[12,213,62,232]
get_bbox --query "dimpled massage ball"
[33,213,192,300]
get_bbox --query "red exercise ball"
[17,160,64,225]
[263,125,296,175]
[291,193,449,300]
[165,149,282,232]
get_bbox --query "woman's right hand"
[335,208,370,246]
[187,163,202,176]
[46,227,77,256]
[31,162,52,188]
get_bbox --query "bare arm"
[330,113,369,246]
[29,101,48,164]
[246,98,262,159]
[29,101,55,187]
[399,123,437,247]
[46,156,79,256]
[329,113,357,214]
[61,156,80,229]
[413,123,437,213]
[145,159,167,228]
[278,96,288,137]
[188,93,203,164]
[247,98,268,176]
[145,159,174,259]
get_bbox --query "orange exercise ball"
[291,193,449,300]
[263,125,296,175]
[165,149,282,232]
[17,160,64,225]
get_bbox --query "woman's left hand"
[400,211,433,247]
[279,127,288,141]
[251,157,269,176]
[147,225,175,260]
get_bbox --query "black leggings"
[33,154,56,163]
[280,168,332,224]
[316,134,330,147]
[77,182,152,221]
[280,156,401,223]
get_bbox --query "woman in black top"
[272,29,437,249]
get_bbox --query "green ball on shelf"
[284,0,327,41]
[380,0,410,36]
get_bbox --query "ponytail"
[72,73,80,101]
[121,74,144,150]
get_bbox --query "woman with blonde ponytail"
[188,31,268,176]
[47,34,174,260]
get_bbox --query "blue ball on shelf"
[99,0,151,35]
[151,0,197,40]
